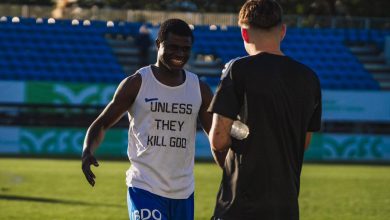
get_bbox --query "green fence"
[1,126,389,162]
[0,80,389,162]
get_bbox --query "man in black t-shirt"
[208,0,322,219]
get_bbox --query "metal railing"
[0,4,389,29]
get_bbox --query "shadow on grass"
[0,194,124,207]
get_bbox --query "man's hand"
[81,151,99,187]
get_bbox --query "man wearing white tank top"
[81,19,217,220]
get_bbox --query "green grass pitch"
[0,158,389,220]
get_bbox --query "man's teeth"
[172,59,183,65]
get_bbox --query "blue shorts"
[127,187,194,220]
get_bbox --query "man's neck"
[247,43,283,56]
[151,64,185,87]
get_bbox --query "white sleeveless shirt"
[126,66,202,199]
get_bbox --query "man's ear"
[280,24,286,41]
[155,39,160,49]
[241,28,250,43]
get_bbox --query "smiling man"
[81,19,213,220]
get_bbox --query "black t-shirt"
[208,52,322,220]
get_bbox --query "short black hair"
[239,0,283,29]
[157,18,194,43]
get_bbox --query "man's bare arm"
[81,74,141,186]
[304,132,312,150]
[209,113,234,153]
[198,81,228,168]
[198,80,213,134]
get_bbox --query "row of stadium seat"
[0,70,124,83]
[191,25,385,90]
[0,17,125,83]
[0,17,386,90]
[0,16,144,36]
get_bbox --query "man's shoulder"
[184,69,204,88]
[285,57,321,91]
[118,73,142,94]
[136,65,152,76]
[184,69,199,79]
[284,56,316,75]
[221,56,249,79]
[226,56,252,67]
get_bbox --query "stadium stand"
[0,16,125,83]
[0,16,389,90]
[191,25,388,90]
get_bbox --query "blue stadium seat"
[0,18,385,90]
